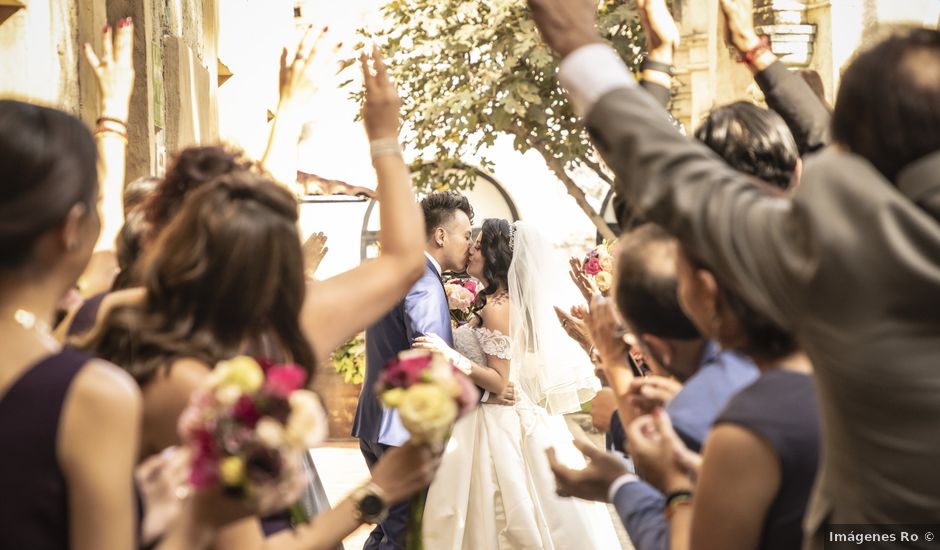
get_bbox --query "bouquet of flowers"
[177,356,326,520]
[581,242,616,293]
[443,277,479,327]
[377,349,480,550]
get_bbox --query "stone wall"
[671,0,940,132]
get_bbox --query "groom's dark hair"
[420,191,474,240]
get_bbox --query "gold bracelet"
[369,138,402,160]
[94,127,128,145]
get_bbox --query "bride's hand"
[413,334,471,374]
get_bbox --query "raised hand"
[626,410,694,494]
[546,440,629,502]
[527,0,602,59]
[360,46,402,141]
[371,442,443,504]
[83,18,135,122]
[719,0,762,54]
[302,231,329,278]
[278,25,333,111]
[637,0,681,61]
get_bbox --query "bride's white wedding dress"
[422,321,620,550]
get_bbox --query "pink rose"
[583,257,602,276]
[264,364,307,397]
[462,279,478,297]
[188,446,220,489]
[380,351,432,389]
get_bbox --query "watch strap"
[640,58,677,77]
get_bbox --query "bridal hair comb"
[508,221,517,251]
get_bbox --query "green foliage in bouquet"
[331,333,366,385]
[342,0,648,240]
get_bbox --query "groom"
[354,190,475,549]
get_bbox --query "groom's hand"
[485,382,516,406]
[528,0,602,59]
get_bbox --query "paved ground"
[312,415,633,549]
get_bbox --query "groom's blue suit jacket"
[353,257,454,446]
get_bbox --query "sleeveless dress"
[0,349,89,549]
[422,323,619,549]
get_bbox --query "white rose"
[255,417,286,448]
[285,390,328,448]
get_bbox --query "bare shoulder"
[151,357,212,395]
[68,358,142,413]
[480,294,510,333]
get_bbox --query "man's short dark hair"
[420,191,474,240]
[615,224,701,340]
[695,101,799,190]
[832,28,940,183]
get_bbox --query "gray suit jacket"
[585,82,940,545]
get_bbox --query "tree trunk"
[538,151,617,242]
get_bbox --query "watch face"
[361,494,385,516]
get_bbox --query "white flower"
[255,417,286,448]
[215,385,242,406]
[285,390,328,449]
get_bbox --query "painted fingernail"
[323,25,329,32]
[103,23,110,33]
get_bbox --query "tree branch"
[578,154,614,186]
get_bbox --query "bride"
[414,219,619,549]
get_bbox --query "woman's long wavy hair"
[472,218,514,321]
[85,171,315,384]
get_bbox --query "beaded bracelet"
[738,35,771,66]
[664,489,693,519]
[369,138,402,160]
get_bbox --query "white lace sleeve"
[475,327,513,360]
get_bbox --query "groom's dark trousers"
[353,257,453,550]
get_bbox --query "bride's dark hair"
[83,171,315,384]
[472,218,514,317]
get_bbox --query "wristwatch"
[640,58,677,77]
[352,482,389,524]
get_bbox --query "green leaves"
[347,0,644,195]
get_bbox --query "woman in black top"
[627,235,820,550]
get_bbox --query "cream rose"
[207,356,264,392]
[595,271,613,293]
[256,417,286,448]
[398,383,458,445]
[599,256,613,273]
[285,390,328,448]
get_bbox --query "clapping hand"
[83,18,135,123]
[569,257,599,302]
[628,375,683,413]
[554,305,593,353]
[637,0,681,60]
[546,440,630,502]
[626,409,695,494]
[585,294,629,366]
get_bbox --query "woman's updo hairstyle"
[0,100,98,269]
[144,145,256,235]
[472,218,514,314]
